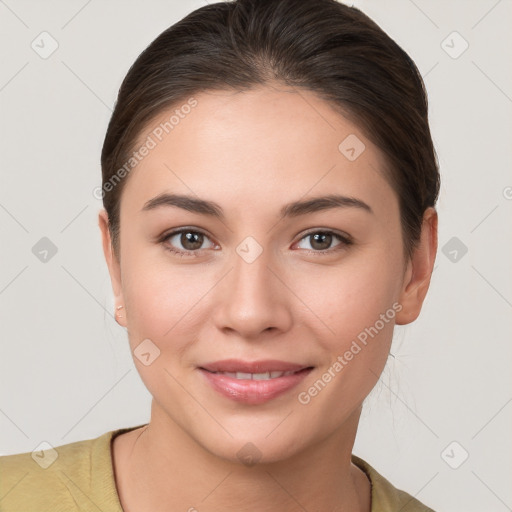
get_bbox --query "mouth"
[198,359,314,404]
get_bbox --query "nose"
[212,246,293,341]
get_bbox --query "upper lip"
[199,359,312,373]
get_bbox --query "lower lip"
[199,368,313,405]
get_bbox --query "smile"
[198,360,314,404]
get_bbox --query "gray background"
[1,1,511,510]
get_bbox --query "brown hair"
[100,0,439,261]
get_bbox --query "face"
[99,84,436,464]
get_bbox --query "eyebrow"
[141,192,373,219]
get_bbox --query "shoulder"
[0,428,119,512]
[351,455,437,512]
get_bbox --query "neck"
[114,400,371,512]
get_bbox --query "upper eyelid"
[299,227,352,241]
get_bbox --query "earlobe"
[98,209,125,325]
[395,207,438,325]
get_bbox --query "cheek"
[122,241,402,347]
[120,257,213,403]
[291,251,402,349]
[293,262,399,420]
[291,252,400,404]
[121,251,209,353]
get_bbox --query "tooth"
[253,372,270,380]
[236,372,253,380]
[215,370,298,379]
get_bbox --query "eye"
[159,227,352,258]
[294,230,352,254]
[160,228,217,257]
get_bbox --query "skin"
[98,83,438,512]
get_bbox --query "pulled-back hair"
[101,0,440,260]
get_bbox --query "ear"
[98,209,126,327]
[395,207,438,325]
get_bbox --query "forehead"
[121,85,396,219]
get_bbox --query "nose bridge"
[214,241,292,338]
[233,244,274,300]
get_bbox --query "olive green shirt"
[0,424,435,511]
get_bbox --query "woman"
[0,0,439,510]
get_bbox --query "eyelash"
[159,227,353,258]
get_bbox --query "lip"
[198,359,313,405]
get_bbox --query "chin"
[194,407,352,467]
[205,431,309,467]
